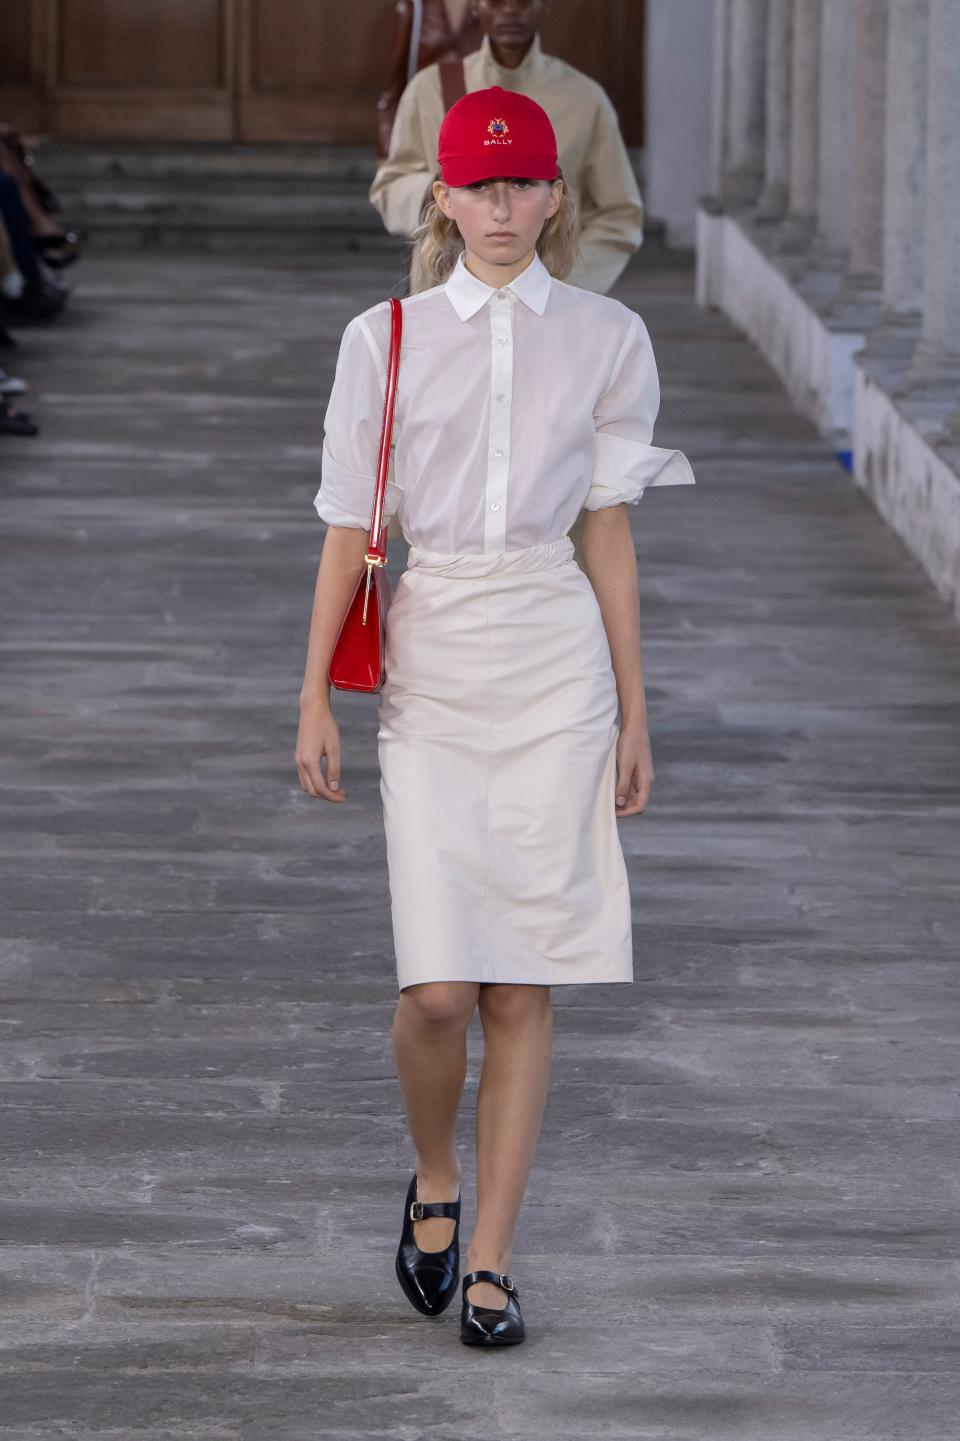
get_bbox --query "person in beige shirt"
[370,1,645,296]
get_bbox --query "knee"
[401,981,476,1031]
[479,983,551,1033]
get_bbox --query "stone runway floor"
[1,245,959,1439]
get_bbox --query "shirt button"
[490,501,501,511]
[497,335,509,345]
[493,448,504,458]
[496,393,506,402]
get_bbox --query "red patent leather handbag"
[327,297,403,693]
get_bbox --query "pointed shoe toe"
[460,1269,525,1346]
[395,1171,461,1317]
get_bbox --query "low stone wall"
[696,202,960,622]
[854,367,960,620]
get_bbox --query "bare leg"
[393,980,479,1250]
[465,983,553,1307]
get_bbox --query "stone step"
[36,141,380,182]
[36,143,398,251]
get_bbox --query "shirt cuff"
[312,490,369,529]
[583,431,696,509]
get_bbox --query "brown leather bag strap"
[439,58,467,113]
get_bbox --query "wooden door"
[0,0,643,146]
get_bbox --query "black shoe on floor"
[394,1171,461,1317]
[0,399,38,435]
[4,279,66,323]
[460,1269,525,1346]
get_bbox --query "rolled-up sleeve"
[583,312,695,510]
[313,314,403,530]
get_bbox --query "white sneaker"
[0,369,28,396]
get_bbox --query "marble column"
[824,0,889,326]
[860,0,927,386]
[812,0,855,259]
[795,0,854,305]
[775,0,821,253]
[904,0,960,449]
[720,0,768,203]
[755,0,793,221]
[711,0,730,197]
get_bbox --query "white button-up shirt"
[314,249,694,554]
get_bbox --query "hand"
[295,695,346,803]
[614,718,654,817]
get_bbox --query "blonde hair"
[408,167,582,292]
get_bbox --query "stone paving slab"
[1,245,959,1438]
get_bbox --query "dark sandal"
[394,1171,461,1317]
[460,1269,525,1346]
[34,230,82,269]
[0,398,38,435]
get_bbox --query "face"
[470,0,550,48]
[432,175,563,266]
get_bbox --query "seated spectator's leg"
[0,215,23,298]
[0,219,30,395]
[0,136,62,239]
[0,174,42,286]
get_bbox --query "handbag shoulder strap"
[367,296,403,563]
[439,58,467,113]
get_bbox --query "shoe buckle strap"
[409,1198,460,1221]
[462,1268,519,1300]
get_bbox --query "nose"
[489,185,511,218]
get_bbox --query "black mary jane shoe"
[394,1171,461,1317]
[460,1269,525,1346]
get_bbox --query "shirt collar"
[478,31,546,87]
[444,249,553,321]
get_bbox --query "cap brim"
[440,154,559,187]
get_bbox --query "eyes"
[467,178,535,192]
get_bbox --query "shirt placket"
[484,290,513,552]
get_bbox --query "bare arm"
[577,503,653,818]
[295,526,370,804]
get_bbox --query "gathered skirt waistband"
[405,535,576,579]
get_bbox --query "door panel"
[31,0,234,140]
[237,0,389,142]
[0,0,44,130]
[58,0,227,88]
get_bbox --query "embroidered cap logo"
[485,117,512,148]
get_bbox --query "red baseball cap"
[437,84,559,187]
